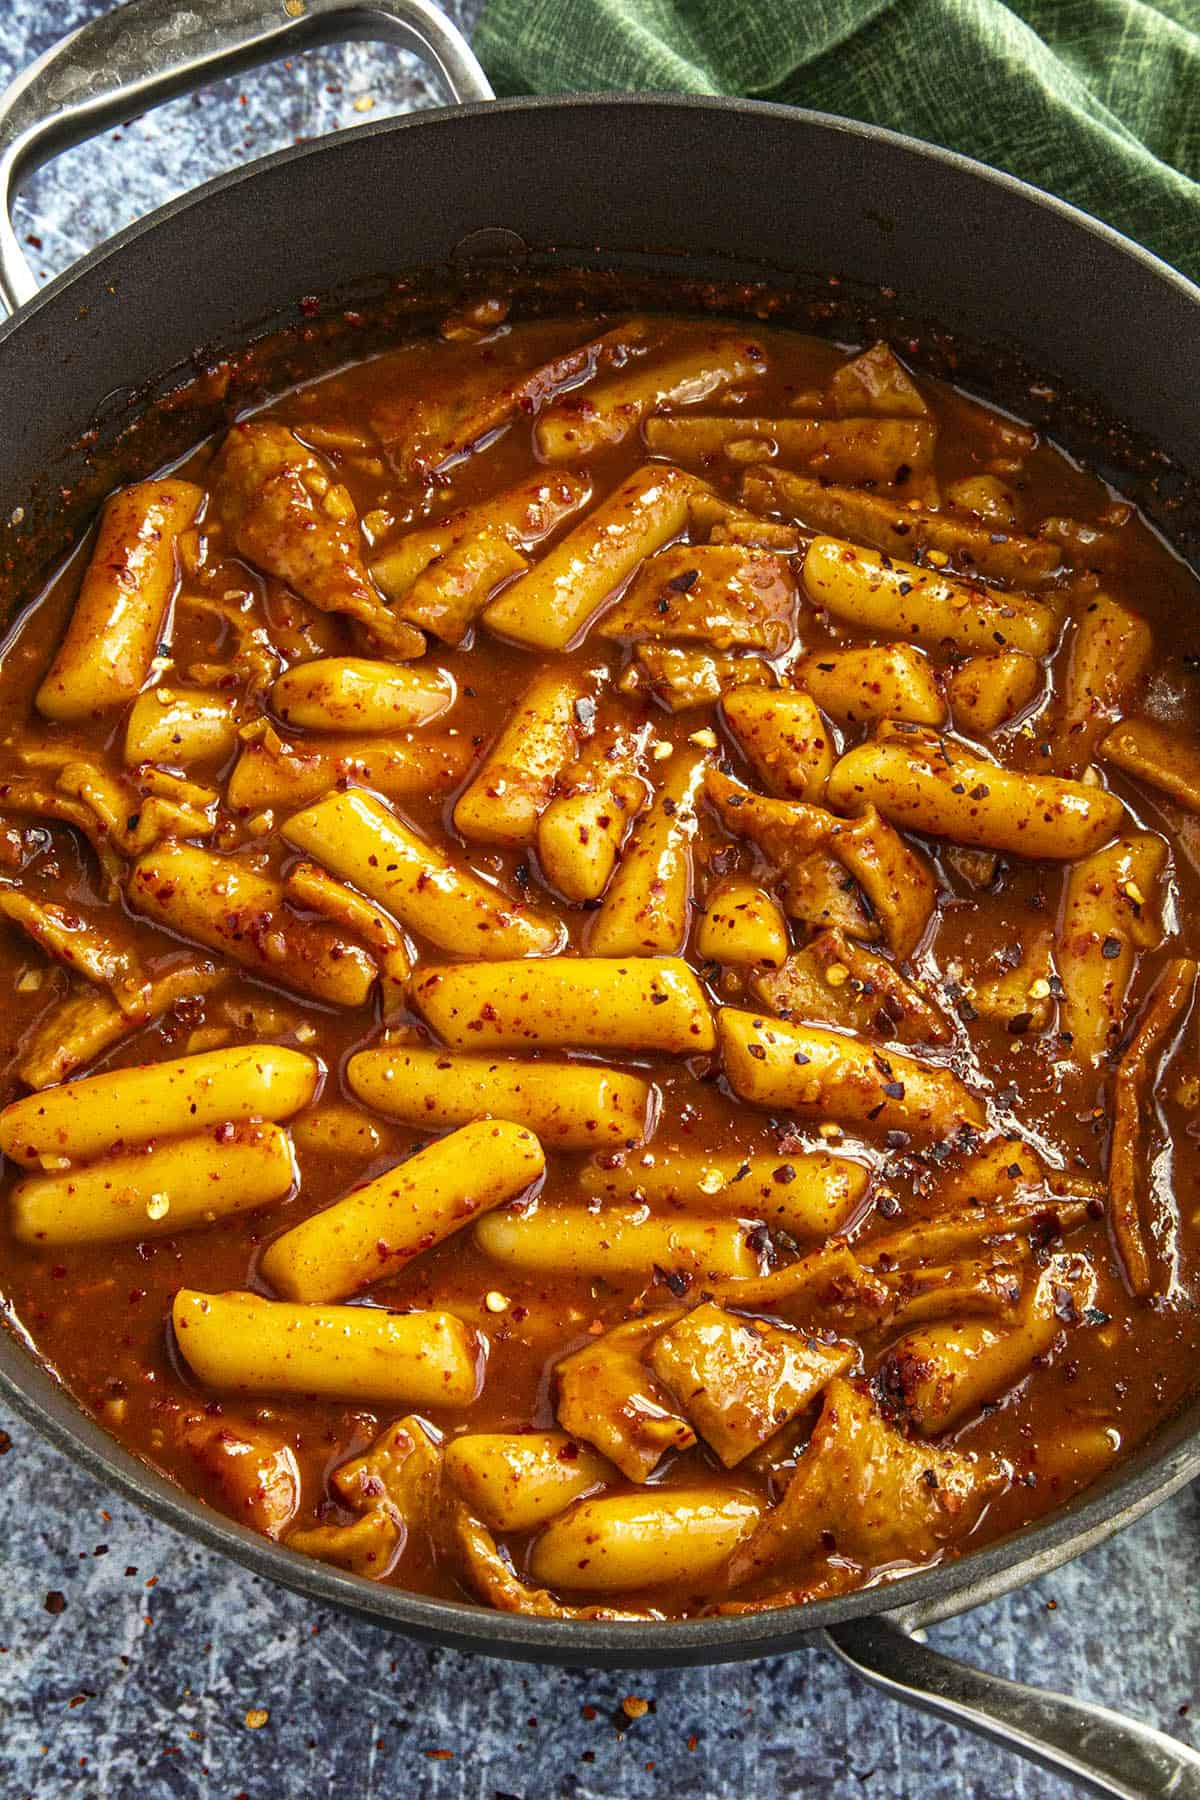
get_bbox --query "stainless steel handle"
[824,1614,1200,1799]
[0,0,494,314]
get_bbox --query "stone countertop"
[1,4,1198,1796]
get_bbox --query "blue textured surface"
[1,6,1198,1796]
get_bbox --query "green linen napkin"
[474,0,1200,283]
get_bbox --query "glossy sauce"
[1,309,1199,1618]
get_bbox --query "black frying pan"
[1,4,1199,1791]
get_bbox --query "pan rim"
[1,92,1197,347]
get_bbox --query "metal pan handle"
[0,0,494,314]
[824,1615,1200,1798]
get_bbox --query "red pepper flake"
[44,1591,66,1614]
